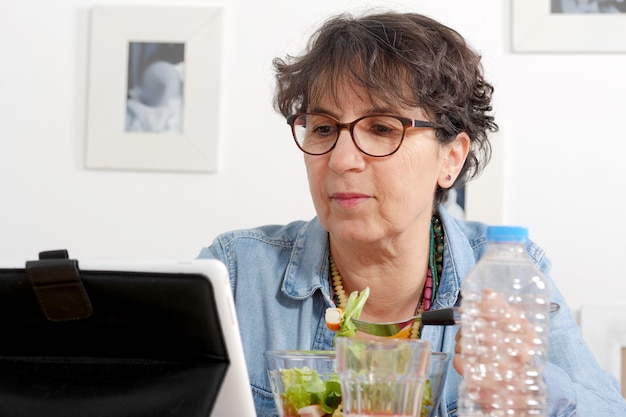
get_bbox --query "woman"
[198,11,626,417]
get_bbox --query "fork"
[351,307,461,337]
[351,302,560,337]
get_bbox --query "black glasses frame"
[286,112,436,157]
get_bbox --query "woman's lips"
[331,192,370,208]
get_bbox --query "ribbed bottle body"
[458,227,549,417]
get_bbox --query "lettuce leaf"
[336,287,370,339]
[320,377,342,413]
[281,366,342,415]
[281,366,325,410]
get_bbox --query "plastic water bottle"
[458,226,550,417]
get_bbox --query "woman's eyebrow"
[306,106,398,117]
[306,106,333,115]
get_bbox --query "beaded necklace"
[330,214,444,339]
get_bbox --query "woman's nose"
[328,129,366,171]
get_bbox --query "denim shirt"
[198,205,626,417]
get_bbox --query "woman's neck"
[329,230,431,322]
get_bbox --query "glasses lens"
[292,114,338,155]
[354,116,405,156]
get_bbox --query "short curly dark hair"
[273,11,498,206]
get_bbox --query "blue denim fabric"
[198,205,626,417]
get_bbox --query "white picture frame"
[85,6,223,172]
[512,0,626,52]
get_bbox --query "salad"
[276,287,434,417]
[278,365,342,417]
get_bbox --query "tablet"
[0,254,256,417]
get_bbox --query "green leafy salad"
[279,365,342,417]
[277,287,433,417]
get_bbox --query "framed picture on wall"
[512,0,626,52]
[85,6,223,172]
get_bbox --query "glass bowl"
[265,350,339,417]
[265,349,450,417]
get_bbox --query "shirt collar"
[281,217,334,305]
[436,204,488,308]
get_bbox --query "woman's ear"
[438,132,470,188]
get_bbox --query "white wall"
[2,0,625,320]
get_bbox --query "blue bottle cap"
[486,226,528,242]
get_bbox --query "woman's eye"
[312,124,335,137]
[359,116,403,138]
[372,124,394,135]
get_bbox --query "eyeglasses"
[287,113,436,157]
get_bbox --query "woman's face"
[304,88,467,246]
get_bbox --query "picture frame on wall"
[512,0,626,52]
[85,6,223,172]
